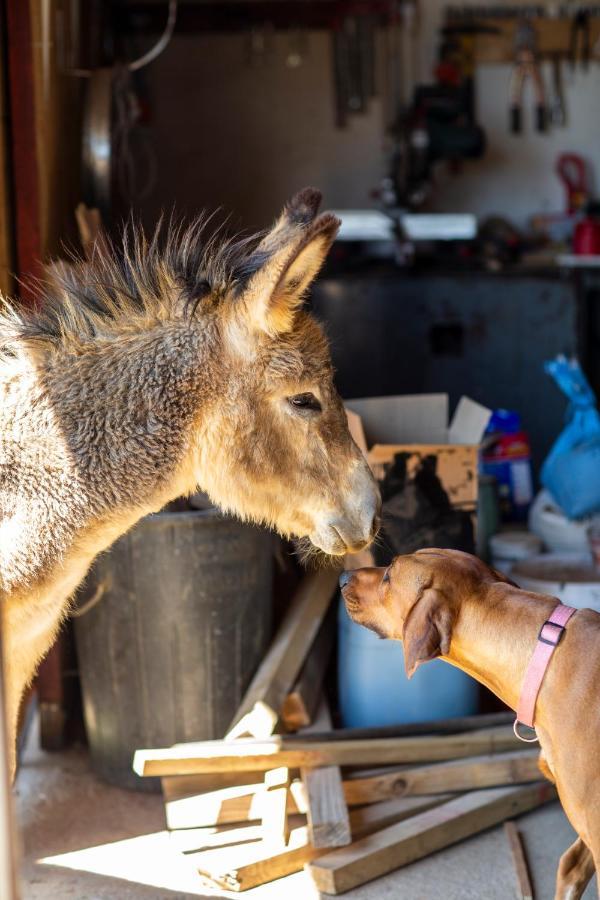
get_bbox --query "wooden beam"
[300,697,351,849]
[504,821,534,900]
[280,606,335,731]
[295,711,514,743]
[449,16,600,66]
[5,0,41,294]
[261,767,291,849]
[301,765,350,849]
[192,793,454,892]
[226,569,339,740]
[0,603,20,899]
[165,779,272,830]
[0,8,14,298]
[134,725,522,778]
[343,749,541,805]
[307,783,556,894]
[162,711,514,803]
[162,770,262,805]
[163,746,540,830]
[163,750,540,829]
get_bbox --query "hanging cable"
[128,0,177,72]
[71,0,178,77]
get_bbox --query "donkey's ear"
[240,211,340,336]
[256,187,323,255]
[402,588,454,679]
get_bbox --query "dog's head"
[340,548,510,678]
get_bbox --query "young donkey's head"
[194,188,380,555]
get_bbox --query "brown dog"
[340,548,600,900]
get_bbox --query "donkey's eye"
[288,393,322,414]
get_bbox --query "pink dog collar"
[514,602,577,742]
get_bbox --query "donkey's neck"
[45,325,216,499]
[1,321,220,594]
[442,585,559,713]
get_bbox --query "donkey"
[0,188,379,776]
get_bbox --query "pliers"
[570,9,591,71]
[509,19,546,134]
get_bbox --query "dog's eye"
[288,393,322,414]
[382,569,390,584]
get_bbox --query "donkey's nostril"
[339,571,352,589]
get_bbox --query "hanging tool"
[440,22,501,125]
[331,11,378,129]
[556,153,590,215]
[569,9,591,71]
[549,53,566,127]
[509,19,546,135]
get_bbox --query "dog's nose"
[339,571,352,589]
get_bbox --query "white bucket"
[528,489,592,554]
[489,530,543,576]
[511,552,600,612]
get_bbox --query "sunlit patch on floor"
[38,829,320,898]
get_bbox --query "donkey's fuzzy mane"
[0,217,270,359]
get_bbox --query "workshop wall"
[423,0,600,227]
[140,7,600,230]
[140,31,385,230]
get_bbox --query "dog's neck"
[442,583,559,716]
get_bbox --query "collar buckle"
[538,620,566,647]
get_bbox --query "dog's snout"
[339,571,352,589]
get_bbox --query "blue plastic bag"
[541,356,600,519]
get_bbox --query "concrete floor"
[12,720,596,900]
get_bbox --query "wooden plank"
[0,11,14,298]
[283,711,514,743]
[457,17,600,66]
[192,793,453,892]
[0,609,20,899]
[302,766,350,848]
[504,821,534,900]
[261,767,291,849]
[164,746,540,829]
[134,725,522,777]
[280,605,335,731]
[5,0,41,295]
[307,783,556,894]
[343,749,541,805]
[300,697,350,849]
[162,771,262,805]
[162,712,514,801]
[227,569,339,740]
[165,780,273,830]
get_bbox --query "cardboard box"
[345,395,491,566]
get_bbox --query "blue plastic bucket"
[338,597,479,728]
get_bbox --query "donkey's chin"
[308,526,373,558]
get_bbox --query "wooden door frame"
[0,625,20,899]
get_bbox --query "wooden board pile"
[133,571,554,895]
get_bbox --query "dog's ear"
[402,588,454,679]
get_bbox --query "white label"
[511,460,533,506]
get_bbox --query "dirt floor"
[13,717,596,900]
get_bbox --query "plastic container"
[482,409,534,522]
[489,530,543,575]
[476,474,501,562]
[512,552,600,611]
[528,489,593,554]
[74,507,273,790]
[337,598,479,728]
